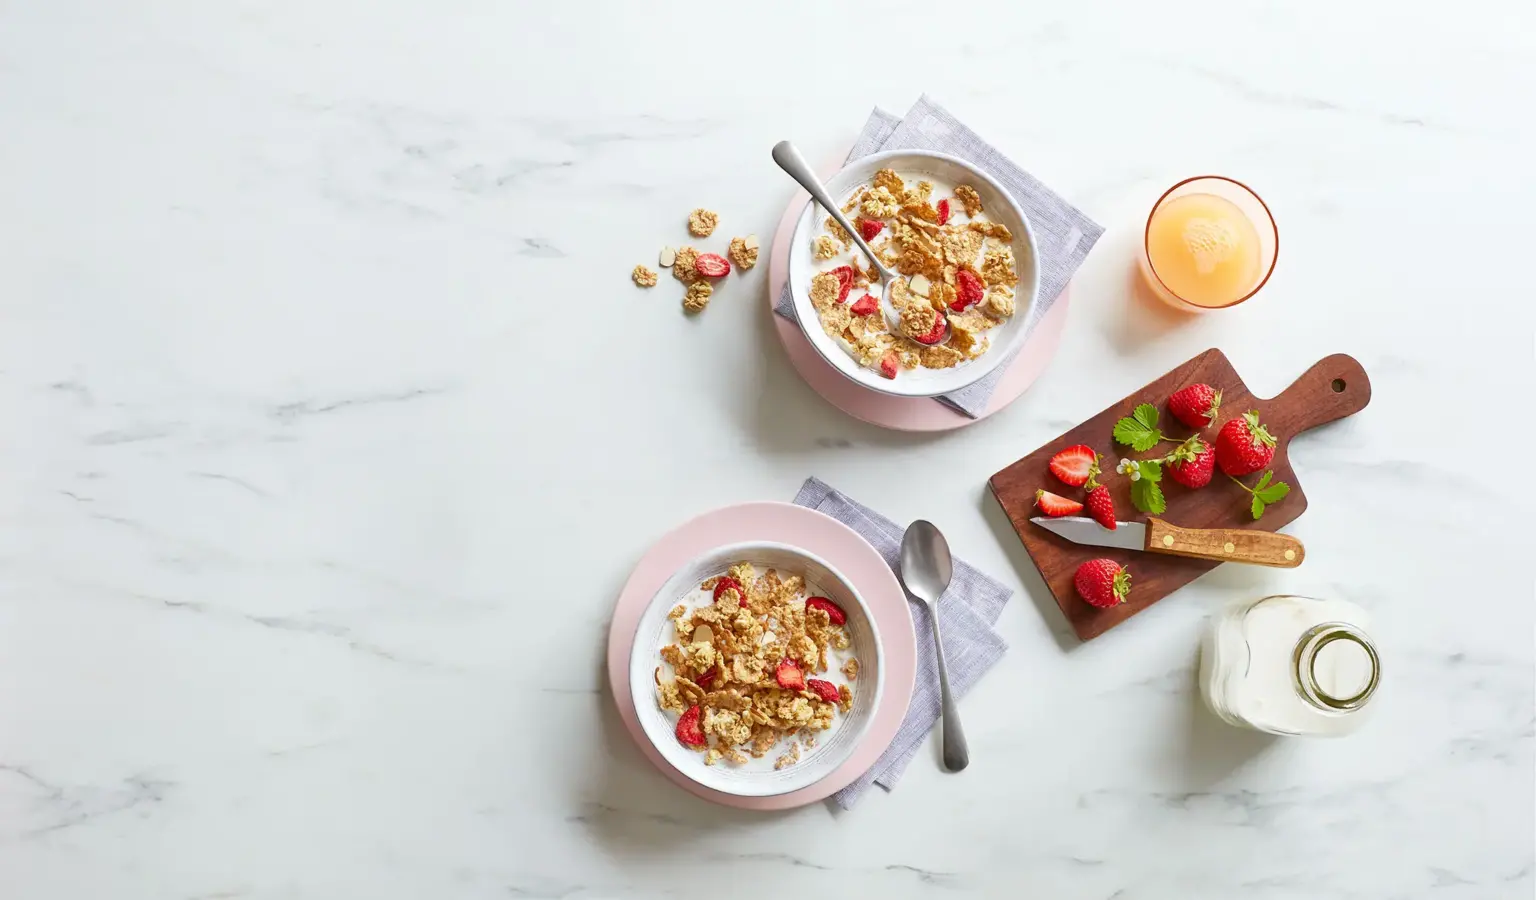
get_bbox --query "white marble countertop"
[2,2,1532,898]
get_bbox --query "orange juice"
[1144,192,1262,308]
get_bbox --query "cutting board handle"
[1271,353,1371,438]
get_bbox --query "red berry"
[696,665,719,690]
[859,218,884,241]
[831,265,856,303]
[912,309,946,345]
[1048,445,1099,488]
[806,679,840,703]
[805,596,847,626]
[775,658,806,691]
[675,704,706,747]
[953,269,985,310]
[712,576,747,607]
[1074,558,1131,609]
[1166,437,1215,489]
[1215,411,1277,476]
[1085,485,1117,530]
[877,350,899,379]
[936,199,952,225]
[850,293,879,316]
[1034,489,1085,517]
[694,253,731,278]
[1169,383,1222,430]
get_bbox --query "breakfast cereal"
[688,208,719,237]
[673,246,700,283]
[632,265,658,288]
[728,235,758,270]
[804,168,1020,379]
[656,562,858,769]
[682,279,712,312]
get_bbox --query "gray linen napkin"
[774,95,1105,418]
[793,478,1011,809]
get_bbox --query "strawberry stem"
[1229,474,1257,495]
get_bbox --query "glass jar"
[1199,594,1380,736]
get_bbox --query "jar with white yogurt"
[1199,594,1380,736]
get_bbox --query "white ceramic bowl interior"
[628,541,884,797]
[787,149,1041,399]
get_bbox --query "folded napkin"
[774,95,1105,418]
[793,478,1011,809]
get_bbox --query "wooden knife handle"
[1145,517,1305,568]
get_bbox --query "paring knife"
[1030,516,1305,568]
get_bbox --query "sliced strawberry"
[831,265,856,303]
[1048,445,1099,488]
[806,679,840,703]
[694,253,731,278]
[805,596,847,625]
[775,658,806,691]
[675,704,706,747]
[850,293,879,316]
[712,576,746,606]
[1034,489,1084,517]
[859,218,884,241]
[877,350,899,380]
[954,269,984,309]
[696,666,718,690]
[912,309,946,345]
[936,198,951,226]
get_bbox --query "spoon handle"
[928,605,969,772]
[770,141,891,279]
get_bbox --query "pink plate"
[767,146,1072,432]
[606,502,917,810]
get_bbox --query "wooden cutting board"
[989,350,1371,641]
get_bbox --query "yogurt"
[1199,594,1380,736]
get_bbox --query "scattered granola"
[860,186,901,219]
[813,234,840,260]
[655,562,856,767]
[682,279,712,313]
[688,208,719,237]
[728,235,758,270]
[632,265,658,288]
[673,246,700,283]
[955,184,983,217]
[842,658,860,681]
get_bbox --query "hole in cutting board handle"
[1331,378,1346,393]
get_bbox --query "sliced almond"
[909,274,932,296]
[743,234,759,250]
[658,246,676,267]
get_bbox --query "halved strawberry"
[805,596,847,625]
[696,665,719,690]
[859,218,884,241]
[694,253,731,278]
[936,198,952,226]
[712,576,748,607]
[912,309,946,345]
[850,293,879,316]
[806,679,839,703]
[676,704,706,747]
[1034,489,1084,517]
[775,659,806,691]
[877,350,899,379]
[1048,445,1099,488]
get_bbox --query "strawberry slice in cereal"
[830,265,856,303]
[849,293,879,316]
[676,705,706,747]
[877,350,899,380]
[712,576,747,606]
[805,596,847,626]
[858,218,884,241]
[912,310,947,345]
[806,679,840,704]
[775,658,806,691]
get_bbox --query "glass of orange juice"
[1140,176,1277,312]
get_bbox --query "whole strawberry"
[1168,383,1222,430]
[1166,436,1215,489]
[1215,411,1277,476]
[1084,484,1117,530]
[1074,558,1130,609]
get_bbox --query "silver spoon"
[771,140,942,340]
[899,519,968,772]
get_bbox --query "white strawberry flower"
[1117,458,1141,481]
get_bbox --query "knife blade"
[1030,515,1305,568]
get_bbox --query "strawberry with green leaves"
[1168,383,1222,430]
[1215,411,1277,476]
[1165,434,1215,489]
[1075,558,1130,609]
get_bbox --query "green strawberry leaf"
[1131,476,1166,515]
[1251,494,1266,520]
[1113,410,1161,451]
[1132,403,1158,428]
[1256,481,1291,505]
[1138,459,1163,482]
[1254,471,1273,492]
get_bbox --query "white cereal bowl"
[787,149,1040,399]
[627,541,884,798]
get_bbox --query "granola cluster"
[636,207,757,314]
[657,562,857,769]
[804,169,1021,379]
